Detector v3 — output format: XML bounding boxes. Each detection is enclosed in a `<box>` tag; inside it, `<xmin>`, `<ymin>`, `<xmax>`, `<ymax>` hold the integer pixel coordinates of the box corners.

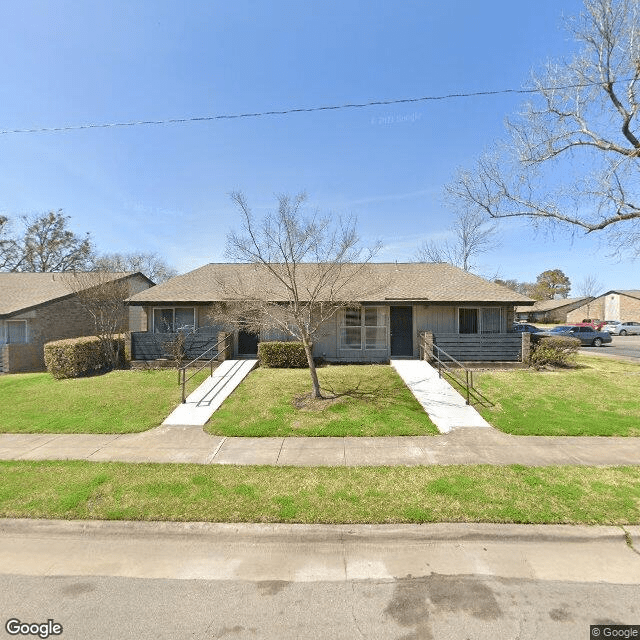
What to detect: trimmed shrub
<box><xmin>44</xmin><ymin>335</ymin><xmax>126</xmax><ymax>379</ymax></box>
<box><xmin>529</xmin><ymin>336</ymin><xmax>580</xmax><ymax>369</ymax></box>
<box><xmin>258</xmin><ymin>341</ymin><xmax>308</xmax><ymax>368</ymax></box>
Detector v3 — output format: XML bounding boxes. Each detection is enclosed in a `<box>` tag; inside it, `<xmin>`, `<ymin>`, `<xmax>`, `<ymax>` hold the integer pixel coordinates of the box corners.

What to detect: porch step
<box><xmin>391</xmin><ymin>359</ymin><xmax>491</xmax><ymax>434</ymax></box>
<box><xmin>163</xmin><ymin>359</ymin><xmax>258</xmax><ymax>426</ymax></box>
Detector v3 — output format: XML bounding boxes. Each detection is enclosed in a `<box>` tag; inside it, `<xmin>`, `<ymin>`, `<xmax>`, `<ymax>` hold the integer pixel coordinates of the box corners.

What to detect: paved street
<box><xmin>1</xmin><ymin>520</ymin><xmax>639</xmax><ymax>639</ymax></box>
<box><xmin>583</xmin><ymin>334</ymin><xmax>640</xmax><ymax>361</ymax></box>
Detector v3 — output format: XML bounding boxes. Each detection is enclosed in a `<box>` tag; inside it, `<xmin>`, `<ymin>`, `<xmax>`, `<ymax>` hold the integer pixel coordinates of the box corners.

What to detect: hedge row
<box><xmin>529</xmin><ymin>335</ymin><xmax>581</xmax><ymax>368</ymax></box>
<box><xmin>44</xmin><ymin>335</ymin><xmax>126</xmax><ymax>379</ymax></box>
<box><xmin>258</xmin><ymin>341</ymin><xmax>309</xmax><ymax>368</ymax></box>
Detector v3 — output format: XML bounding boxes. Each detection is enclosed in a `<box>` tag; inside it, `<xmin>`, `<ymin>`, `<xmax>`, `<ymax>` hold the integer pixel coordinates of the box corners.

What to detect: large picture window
<box><xmin>153</xmin><ymin>307</ymin><xmax>196</xmax><ymax>333</ymax></box>
<box><xmin>458</xmin><ymin>307</ymin><xmax>503</xmax><ymax>334</ymax></box>
<box><xmin>340</xmin><ymin>306</ymin><xmax>387</xmax><ymax>350</ymax></box>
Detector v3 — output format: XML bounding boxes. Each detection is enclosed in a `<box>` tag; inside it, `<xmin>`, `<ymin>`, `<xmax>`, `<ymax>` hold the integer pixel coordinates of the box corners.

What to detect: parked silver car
<box><xmin>536</xmin><ymin>325</ymin><xmax>612</xmax><ymax>346</ymax></box>
<box><xmin>601</xmin><ymin>321</ymin><xmax>640</xmax><ymax>336</ymax></box>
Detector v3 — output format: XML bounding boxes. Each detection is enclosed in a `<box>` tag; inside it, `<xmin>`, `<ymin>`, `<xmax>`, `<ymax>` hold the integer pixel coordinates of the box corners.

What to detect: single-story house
<box><xmin>127</xmin><ymin>262</ymin><xmax>534</xmax><ymax>363</ymax></box>
<box><xmin>515</xmin><ymin>297</ymin><xmax>594</xmax><ymax>323</ymax></box>
<box><xmin>0</xmin><ymin>271</ymin><xmax>154</xmax><ymax>373</ymax></box>
<box><xmin>566</xmin><ymin>290</ymin><xmax>640</xmax><ymax>324</ymax></box>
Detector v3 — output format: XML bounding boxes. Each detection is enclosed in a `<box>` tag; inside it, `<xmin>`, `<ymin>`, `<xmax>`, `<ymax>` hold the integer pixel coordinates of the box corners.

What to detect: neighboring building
<box><xmin>127</xmin><ymin>262</ymin><xmax>534</xmax><ymax>363</ymax></box>
<box><xmin>515</xmin><ymin>297</ymin><xmax>594</xmax><ymax>323</ymax></box>
<box><xmin>566</xmin><ymin>290</ymin><xmax>640</xmax><ymax>324</ymax></box>
<box><xmin>0</xmin><ymin>272</ymin><xmax>154</xmax><ymax>373</ymax></box>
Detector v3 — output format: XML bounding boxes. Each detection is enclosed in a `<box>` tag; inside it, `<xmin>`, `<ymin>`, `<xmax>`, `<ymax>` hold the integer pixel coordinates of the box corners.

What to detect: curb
<box><xmin>0</xmin><ymin>518</ymin><xmax>633</xmax><ymax>545</ymax></box>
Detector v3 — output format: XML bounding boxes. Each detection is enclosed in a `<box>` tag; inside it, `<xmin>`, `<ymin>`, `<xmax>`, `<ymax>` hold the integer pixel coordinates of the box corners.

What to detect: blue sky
<box><xmin>0</xmin><ymin>0</ymin><xmax>635</xmax><ymax>294</ymax></box>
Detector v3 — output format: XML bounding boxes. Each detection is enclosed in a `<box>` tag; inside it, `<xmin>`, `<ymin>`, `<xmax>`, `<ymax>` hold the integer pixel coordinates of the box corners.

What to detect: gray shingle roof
<box><xmin>610</xmin><ymin>290</ymin><xmax>640</xmax><ymax>299</ymax></box>
<box><xmin>515</xmin><ymin>296</ymin><xmax>593</xmax><ymax>314</ymax></box>
<box><xmin>128</xmin><ymin>262</ymin><xmax>534</xmax><ymax>305</ymax></box>
<box><xmin>0</xmin><ymin>272</ymin><xmax>145</xmax><ymax>317</ymax></box>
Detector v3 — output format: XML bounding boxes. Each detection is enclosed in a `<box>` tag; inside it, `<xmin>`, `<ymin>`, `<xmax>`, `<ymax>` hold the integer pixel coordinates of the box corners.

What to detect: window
<box><xmin>340</xmin><ymin>306</ymin><xmax>387</xmax><ymax>350</ymax></box>
<box><xmin>364</xmin><ymin>307</ymin><xmax>387</xmax><ymax>349</ymax></box>
<box><xmin>341</xmin><ymin>309</ymin><xmax>363</xmax><ymax>349</ymax></box>
<box><xmin>459</xmin><ymin>309</ymin><xmax>478</xmax><ymax>334</ymax></box>
<box><xmin>459</xmin><ymin>307</ymin><xmax>503</xmax><ymax>334</ymax></box>
<box><xmin>7</xmin><ymin>320</ymin><xmax>27</xmax><ymax>344</ymax></box>
<box><xmin>481</xmin><ymin>308</ymin><xmax>502</xmax><ymax>334</ymax></box>
<box><xmin>153</xmin><ymin>307</ymin><xmax>196</xmax><ymax>333</ymax></box>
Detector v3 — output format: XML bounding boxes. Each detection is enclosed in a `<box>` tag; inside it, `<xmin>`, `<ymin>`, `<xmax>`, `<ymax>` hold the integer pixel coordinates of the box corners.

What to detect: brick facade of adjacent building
<box><xmin>1</xmin><ymin>273</ymin><xmax>151</xmax><ymax>373</ymax></box>
<box><xmin>566</xmin><ymin>291</ymin><xmax>640</xmax><ymax>324</ymax></box>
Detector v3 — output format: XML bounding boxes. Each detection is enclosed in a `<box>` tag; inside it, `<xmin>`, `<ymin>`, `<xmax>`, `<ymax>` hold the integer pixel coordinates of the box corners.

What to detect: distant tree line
<box><xmin>0</xmin><ymin>210</ymin><xmax>177</xmax><ymax>283</ymax></box>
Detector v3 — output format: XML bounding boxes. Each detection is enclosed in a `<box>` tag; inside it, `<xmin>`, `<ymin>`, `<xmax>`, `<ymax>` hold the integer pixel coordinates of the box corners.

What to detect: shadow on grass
<box><xmin>319</xmin><ymin>379</ymin><xmax>387</xmax><ymax>401</ymax></box>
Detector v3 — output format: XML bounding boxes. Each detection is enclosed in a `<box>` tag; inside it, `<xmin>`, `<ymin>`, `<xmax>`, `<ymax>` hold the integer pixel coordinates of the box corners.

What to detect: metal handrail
<box><xmin>178</xmin><ymin>336</ymin><xmax>228</xmax><ymax>403</ymax></box>
<box><xmin>430</xmin><ymin>343</ymin><xmax>473</xmax><ymax>405</ymax></box>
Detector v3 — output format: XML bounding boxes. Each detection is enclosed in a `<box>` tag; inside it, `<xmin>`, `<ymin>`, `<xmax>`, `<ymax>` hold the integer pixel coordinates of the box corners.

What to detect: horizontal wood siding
<box><xmin>433</xmin><ymin>333</ymin><xmax>522</xmax><ymax>362</ymax></box>
<box><xmin>131</xmin><ymin>328</ymin><xmax>220</xmax><ymax>360</ymax></box>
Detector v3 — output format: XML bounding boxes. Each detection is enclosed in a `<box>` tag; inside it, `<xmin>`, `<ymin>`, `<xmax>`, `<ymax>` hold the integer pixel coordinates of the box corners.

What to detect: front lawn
<box><xmin>205</xmin><ymin>364</ymin><xmax>438</xmax><ymax>437</ymax></box>
<box><xmin>0</xmin><ymin>369</ymin><xmax>209</xmax><ymax>434</ymax></box>
<box><xmin>0</xmin><ymin>461</ymin><xmax>638</xmax><ymax>524</ymax></box>
<box><xmin>475</xmin><ymin>355</ymin><xmax>640</xmax><ymax>436</ymax></box>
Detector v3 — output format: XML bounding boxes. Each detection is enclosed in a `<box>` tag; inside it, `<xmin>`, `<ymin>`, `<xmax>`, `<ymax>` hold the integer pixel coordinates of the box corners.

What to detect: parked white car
<box><xmin>601</xmin><ymin>321</ymin><xmax>640</xmax><ymax>336</ymax></box>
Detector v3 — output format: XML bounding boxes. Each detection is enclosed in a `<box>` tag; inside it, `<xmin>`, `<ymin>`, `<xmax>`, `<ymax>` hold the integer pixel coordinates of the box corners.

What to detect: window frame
<box><xmin>457</xmin><ymin>307</ymin><xmax>504</xmax><ymax>334</ymax></box>
<box><xmin>339</xmin><ymin>306</ymin><xmax>388</xmax><ymax>351</ymax></box>
<box><xmin>152</xmin><ymin>307</ymin><xmax>196</xmax><ymax>333</ymax></box>
<box><xmin>6</xmin><ymin>319</ymin><xmax>28</xmax><ymax>344</ymax></box>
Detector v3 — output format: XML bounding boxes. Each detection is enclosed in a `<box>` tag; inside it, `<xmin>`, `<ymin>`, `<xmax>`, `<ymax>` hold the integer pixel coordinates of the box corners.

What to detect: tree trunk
<box><xmin>302</xmin><ymin>338</ymin><xmax>322</xmax><ymax>399</ymax></box>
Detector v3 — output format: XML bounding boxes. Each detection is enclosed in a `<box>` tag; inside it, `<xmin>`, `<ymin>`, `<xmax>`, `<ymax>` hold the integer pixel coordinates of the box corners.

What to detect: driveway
<box><xmin>581</xmin><ymin>334</ymin><xmax>640</xmax><ymax>361</ymax></box>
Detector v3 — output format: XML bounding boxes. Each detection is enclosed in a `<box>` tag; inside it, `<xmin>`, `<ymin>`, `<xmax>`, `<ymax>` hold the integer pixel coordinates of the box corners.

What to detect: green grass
<box><xmin>205</xmin><ymin>364</ymin><xmax>438</xmax><ymax>437</ymax></box>
<box><xmin>475</xmin><ymin>355</ymin><xmax>640</xmax><ymax>436</ymax></box>
<box><xmin>0</xmin><ymin>461</ymin><xmax>638</xmax><ymax>524</ymax></box>
<box><xmin>0</xmin><ymin>369</ymin><xmax>210</xmax><ymax>434</ymax></box>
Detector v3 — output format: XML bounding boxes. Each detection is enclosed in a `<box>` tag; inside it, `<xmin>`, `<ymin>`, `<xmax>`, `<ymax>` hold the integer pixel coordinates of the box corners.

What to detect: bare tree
<box><xmin>577</xmin><ymin>273</ymin><xmax>603</xmax><ymax>298</ymax></box>
<box><xmin>414</xmin><ymin>209</ymin><xmax>498</xmax><ymax>271</ymax></box>
<box><xmin>63</xmin><ymin>272</ymin><xmax>132</xmax><ymax>370</ymax></box>
<box><xmin>0</xmin><ymin>216</ymin><xmax>21</xmax><ymax>271</ymax></box>
<box><xmin>446</xmin><ymin>0</ymin><xmax>640</xmax><ymax>256</ymax></box>
<box><xmin>494</xmin><ymin>278</ymin><xmax>536</xmax><ymax>297</ymax></box>
<box><xmin>16</xmin><ymin>210</ymin><xmax>94</xmax><ymax>272</ymax></box>
<box><xmin>92</xmin><ymin>251</ymin><xmax>177</xmax><ymax>284</ymax></box>
<box><xmin>221</xmin><ymin>191</ymin><xmax>381</xmax><ymax>399</ymax></box>
<box><xmin>576</xmin><ymin>273</ymin><xmax>603</xmax><ymax>317</ymax></box>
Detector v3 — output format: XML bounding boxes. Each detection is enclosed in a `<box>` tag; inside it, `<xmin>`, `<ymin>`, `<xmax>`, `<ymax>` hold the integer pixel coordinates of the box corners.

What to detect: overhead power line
<box><xmin>0</xmin><ymin>79</ymin><xmax>632</xmax><ymax>136</ymax></box>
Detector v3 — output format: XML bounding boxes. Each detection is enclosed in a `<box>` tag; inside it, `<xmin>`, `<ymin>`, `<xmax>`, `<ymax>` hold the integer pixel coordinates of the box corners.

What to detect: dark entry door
<box><xmin>238</xmin><ymin>330</ymin><xmax>259</xmax><ymax>355</ymax></box>
<box><xmin>390</xmin><ymin>306</ymin><xmax>413</xmax><ymax>356</ymax></box>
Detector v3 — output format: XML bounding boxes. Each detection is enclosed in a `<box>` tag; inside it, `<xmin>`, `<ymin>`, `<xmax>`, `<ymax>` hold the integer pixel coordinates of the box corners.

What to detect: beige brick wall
<box><xmin>566</xmin><ymin>298</ymin><xmax>606</xmax><ymax>323</ymax></box>
<box><xmin>4</xmin><ymin>274</ymin><xmax>152</xmax><ymax>372</ymax></box>
<box><xmin>3</xmin><ymin>344</ymin><xmax>41</xmax><ymax>373</ymax></box>
<box><xmin>623</xmin><ymin>295</ymin><xmax>640</xmax><ymax>321</ymax></box>
<box><xmin>567</xmin><ymin>294</ymin><xmax>640</xmax><ymax>323</ymax></box>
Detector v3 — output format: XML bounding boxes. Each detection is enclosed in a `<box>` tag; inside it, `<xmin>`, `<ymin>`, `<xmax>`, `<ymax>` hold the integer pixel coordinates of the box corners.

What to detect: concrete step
<box><xmin>163</xmin><ymin>359</ymin><xmax>258</xmax><ymax>426</ymax></box>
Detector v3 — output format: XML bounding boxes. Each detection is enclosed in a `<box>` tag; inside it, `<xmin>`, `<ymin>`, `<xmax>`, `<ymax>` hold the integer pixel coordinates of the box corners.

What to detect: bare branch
<box><xmin>219</xmin><ymin>191</ymin><xmax>382</xmax><ymax>398</ymax></box>
<box><xmin>447</xmin><ymin>0</ymin><xmax>640</xmax><ymax>257</ymax></box>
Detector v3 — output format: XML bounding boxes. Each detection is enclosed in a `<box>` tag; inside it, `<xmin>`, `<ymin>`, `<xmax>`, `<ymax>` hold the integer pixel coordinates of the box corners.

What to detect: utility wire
<box><xmin>0</xmin><ymin>79</ymin><xmax>633</xmax><ymax>136</ymax></box>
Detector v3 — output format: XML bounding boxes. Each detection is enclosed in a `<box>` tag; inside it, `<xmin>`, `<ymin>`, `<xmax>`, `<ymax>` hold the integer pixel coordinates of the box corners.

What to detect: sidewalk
<box><xmin>2</xmin><ymin>425</ymin><xmax>640</xmax><ymax>465</ymax></box>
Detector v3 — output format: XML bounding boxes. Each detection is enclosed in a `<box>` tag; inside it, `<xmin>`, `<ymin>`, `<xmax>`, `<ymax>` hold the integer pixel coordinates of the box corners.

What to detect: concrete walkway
<box><xmin>163</xmin><ymin>359</ymin><xmax>257</xmax><ymax>426</ymax></box>
<box><xmin>2</xmin><ymin>357</ymin><xmax>639</xmax><ymax>467</ymax></box>
<box><xmin>391</xmin><ymin>359</ymin><xmax>491</xmax><ymax>433</ymax></box>
<box><xmin>2</xmin><ymin>426</ymin><xmax>640</xmax><ymax>466</ymax></box>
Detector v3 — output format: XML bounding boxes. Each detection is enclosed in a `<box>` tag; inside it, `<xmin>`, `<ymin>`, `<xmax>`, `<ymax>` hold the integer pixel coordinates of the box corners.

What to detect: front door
<box><xmin>390</xmin><ymin>306</ymin><xmax>413</xmax><ymax>356</ymax></box>
<box><xmin>237</xmin><ymin>329</ymin><xmax>259</xmax><ymax>355</ymax></box>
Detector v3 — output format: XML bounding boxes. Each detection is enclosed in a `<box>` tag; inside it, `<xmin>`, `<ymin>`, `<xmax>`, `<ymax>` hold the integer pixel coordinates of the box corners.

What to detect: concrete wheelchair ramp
<box><xmin>163</xmin><ymin>359</ymin><xmax>258</xmax><ymax>426</ymax></box>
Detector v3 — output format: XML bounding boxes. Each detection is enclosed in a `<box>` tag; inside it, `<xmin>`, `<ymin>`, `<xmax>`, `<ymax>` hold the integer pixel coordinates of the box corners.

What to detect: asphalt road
<box><xmin>581</xmin><ymin>334</ymin><xmax>640</xmax><ymax>361</ymax></box>
<box><xmin>1</xmin><ymin>520</ymin><xmax>639</xmax><ymax>640</ymax></box>
<box><xmin>2</xmin><ymin>572</ymin><xmax>640</xmax><ymax>640</ymax></box>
